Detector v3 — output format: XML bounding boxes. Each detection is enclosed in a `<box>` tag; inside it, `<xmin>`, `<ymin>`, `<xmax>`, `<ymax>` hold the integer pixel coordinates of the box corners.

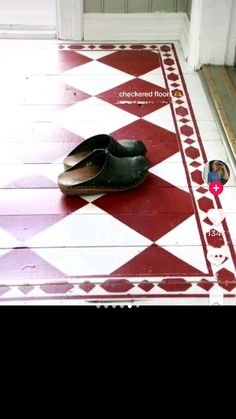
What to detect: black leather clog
<box><xmin>58</xmin><ymin>149</ymin><xmax>148</xmax><ymax>196</ymax></box>
<box><xmin>63</xmin><ymin>134</ymin><xmax>147</xmax><ymax>169</ymax></box>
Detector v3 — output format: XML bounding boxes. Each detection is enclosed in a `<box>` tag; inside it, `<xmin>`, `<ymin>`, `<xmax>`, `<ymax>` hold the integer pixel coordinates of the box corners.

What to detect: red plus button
<box><xmin>209</xmin><ymin>181</ymin><xmax>224</xmax><ymax>196</ymax></box>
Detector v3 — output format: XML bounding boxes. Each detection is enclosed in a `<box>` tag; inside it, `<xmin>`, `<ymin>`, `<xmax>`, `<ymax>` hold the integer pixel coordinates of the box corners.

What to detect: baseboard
<box><xmin>84</xmin><ymin>12</ymin><xmax>187</xmax><ymax>41</ymax></box>
<box><xmin>0</xmin><ymin>25</ymin><xmax>56</xmax><ymax>39</ymax></box>
<box><xmin>180</xmin><ymin>14</ymin><xmax>190</xmax><ymax>59</ymax></box>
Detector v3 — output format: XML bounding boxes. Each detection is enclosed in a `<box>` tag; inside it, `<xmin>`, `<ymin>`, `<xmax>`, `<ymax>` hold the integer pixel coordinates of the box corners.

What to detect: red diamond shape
<box><xmin>185</xmin><ymin>146</ymin><xmax>200</xmax><ymax>160</ymax></box>
<box><xmin>180</xmin><ymin>125</ymin><xmax>194</xmax><ymax>137</ymax></box>
<box><xmin>217</xmin><ymin>268</ymin><xmax>236</xmax><ymax>291</ymax></box>
<box><xmin>190</xmin><ymin>162</ymin><xmax>201</xmax><ymax>168</ymax></box>
<box><xmin>198</xmin><ymin>197</ymin><xmax>214</xmax><ymax>212</ymax></box>
<box><xmin>119</xmin><ymin>45</ymin><xmax>127</xmax><ymax>49</ymax></box>
<box><xmin>180</xmin><ymin>118</ymin><xmax>190</xmax><ymax>123</ymax></box>
<box><xmin>5</xmin><ymin>174</ymin><xmax>57</xmax><ymax>189</ymax></box>
<box><xmin>111</xmin><ymin>119</ymin><xmax>179</xmax><ymax>167</ymax></box>
<box><xmin>191</xmin><ymin>170</ymin><xmax>205</xmax><ymax>185</ymax></box>
<box><xmin>176</xmin><ymin>106</ymin><xmax>189</xmax><ymax>117</ymax></box>
<box><xmin>98</xmin><ymin>78</ymin><xmax>170</xmax><ymax>117</ymax></box>
<box><xmin>168</xmin><ymin>73</ymin><xmax>179</xmax><ymax>81</ymax></box>
<box><xmin>0</xmin><ymin>189</ymin><xmax>87</xmax><ymax>219</ymax></box>
<box><xmin>18</xmin><ymin>286</ymin><xmax>35</xmax><ymax>295</ymax></box>
<box><xmin>79</xmin><ymin>282</ymin><xmax>96</xmax><ymax>293</ymax></box>
<box><xmin>0</xmin><ymin>248</ymin><xmax>67</xmax><ymax>280</ymax></box>
<box><xmin>95</xmin><ymin>174</ymin><xmax>194</xmax><ymax>242</ymax></box>
<box><xmin>112</xmin><ymin>244</ymin><xmax>207</xmax><ymax>277</ymax></box>
<box><xmin>196</xmin><ymin>187</ymin><xmax>208</xmax><ymax>194</ymax></box>
<box><xmin>0</xmin><ymin>286</ymin><xmax>11</xmax><ymax>296</ymax></box>
<box><xmin>16</xmin><ymin>50</ymin><xmax>92</xmax><ymax>75</ymax></box>
<box><xmin>164</xmin><ymin>58</ymin><xmax>174</xmax><ymax>66</ymax></box>
<box><xmin>0</xmin><ymin>215</ymin><xmax>69</xmax><ymax>242</ymax></box>
<box><xmin>176</xmin><ymin>100</ymin><xmax>184</xmax><ymax>104</ymax></box>
<box><xmin>23</xmin><ymin>78</ymin><xmax>90</xmax><ymax>105</ymax></box>
<box><xmin>138</xmin><ymin>281</ymin><xmax>155</xmax><ymax>292</ymax></box>
<box><xmin>184</xmin><ymin>139</ymin><xmax>195</xmax><ymax>145</ymax></box>
<box><xmin>198</xmin><ymin>279</ymin><xmax>214</xmax><ymax>291</ymax></box>
<box><xmin>98</xmin><ymin>50</ymin><xmax>161</xmax><ymax>76</ymax></box>
<box><xmin>171</xmin><ymin>83</ymin><xmax>180</xmax><ymax>88</ymax></box>
<box><xmin>57</xmin><ymin>51</ymin><xmax>92</xmax><ymax>72</ymax></box>
<box><xmin>167</xmin><ymin>67</ymin><xmax>175</xmax><ymax>71</ymax></box>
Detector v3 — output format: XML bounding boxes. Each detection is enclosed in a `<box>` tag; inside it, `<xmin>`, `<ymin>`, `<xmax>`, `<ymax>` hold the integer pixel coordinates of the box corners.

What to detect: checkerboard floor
<box><xmin>0</xmin><ymin>40</ymin><xmax>235</xmax><ymax>305</ymax></box>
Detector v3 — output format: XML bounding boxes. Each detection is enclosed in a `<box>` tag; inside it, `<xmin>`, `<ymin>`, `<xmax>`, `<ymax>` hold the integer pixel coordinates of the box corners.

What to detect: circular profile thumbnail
<box><xmin>202</xmin><ymin>160</ymin><xmax>230</xmax><ymax>186</ymax></box>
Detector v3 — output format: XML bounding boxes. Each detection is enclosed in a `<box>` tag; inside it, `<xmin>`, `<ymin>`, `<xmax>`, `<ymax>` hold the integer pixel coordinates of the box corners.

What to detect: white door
<box><xmin>0</xmin><ymin>0</ymin><xmax>56</xmax><ymax>28</ymax></box>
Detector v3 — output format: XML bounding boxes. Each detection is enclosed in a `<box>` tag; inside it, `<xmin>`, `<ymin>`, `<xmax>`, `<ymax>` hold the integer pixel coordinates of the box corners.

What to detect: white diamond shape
<box><xmin>156</xmin><ymin>215</ymin><xmax>203</xmax><ymax>246</ymax></box>
<box><xmin>0</xmin><ymin>164</ymin><xmax>27</xmax><ymax>188</ymax></box>
<box><xmin>32</xmin><ymin>164</ymin><xmax>62</xmax><ymax>184</ymax></box>
<box><xmin>26</xmin><ymin>204</ymin><xmax>151</xmax><ymax>248</ymax></box>
<box><xmin>149</xmin><ymin>152</ymin><xmax>188</xmax><ymax>190</ymax></box>
<box><xmin>54</xmin><ymin>97</ymin><xmax>138</xmax><ymax>138</ymax></box>
<box><xmin>74</xmin><ymin>50</ymin><xmax>116</xmax><ymax>60</ymax></box>
<box><xmin>0</xmin><ymin>164</ymin><xmax>60</xmax><ymax>187</ymax></box>
<box><xmin>139</xmin><ymin>68</ymin><xmax>166</xmax><ymax>89</ymax></box>
<box><xmin>32</xmin><ymin>246</ymin><xmax>147</xmax><ymax>276</ymax></box>
<box><xmin>60</xmin><ymin>60</ymin><xmax>134</xmax><ymax>95</ymax></box>
<box><xmin>160</xmin><ymin>245</ymin><xmax>208</xmax><ymax>274</ymax></box>
<box><xmin>76</xmin><ymin>198</ymin><xmax>104</xmax><ymax>206</ymax></box>
<box><xmin>0</xmin><ymin>227</ymin><xmax>20</xmax><ymax>249</ymax></box>
<box><xmin>143</xmin><ymin>104</ymin><xmax>176</xmax><ymax>133</ymax></box>
<box><xmin>26</xmin><ymin>203</ymin><xmax>151</xmax><ymax>276</ymax></box>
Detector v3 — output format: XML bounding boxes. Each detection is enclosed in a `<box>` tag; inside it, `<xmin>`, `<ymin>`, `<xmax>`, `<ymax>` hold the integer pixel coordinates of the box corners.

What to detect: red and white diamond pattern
<box><xmin>0</xmin><ymin>42</ymin><xmax>235</xmax><ymax>304</ymax></box>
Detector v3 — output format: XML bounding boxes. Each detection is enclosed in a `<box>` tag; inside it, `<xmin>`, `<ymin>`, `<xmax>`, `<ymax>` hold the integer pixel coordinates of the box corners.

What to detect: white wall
<box><xmin>188</xmin><ymin>0</ymin><xmax>234</xmax><ymax>69</ymax></box>
<box><xmin>0</xmin><ymin>0</ymin><xmax>56</xmax><ymax>26</ymax></box>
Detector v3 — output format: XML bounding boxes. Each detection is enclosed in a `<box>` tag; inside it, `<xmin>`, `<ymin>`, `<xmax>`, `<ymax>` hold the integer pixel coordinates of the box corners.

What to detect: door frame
<box><xmin>225</xmin><ymin>0</ymin><xmax>236</xmax><ymax>66</ymax></box>
<box><xmin>56</xmin><ymin>0</ymin><xmax>236</xmax><ymax>68</ymax></box>
<box><xmin>56</xmin><ymin>0</ymin><xmax>84</xmax><ymax>40</ymax></box>
<box><xmin>188</xmin><ymin>0</ymin><xmax>235</xmax><ymax>69</ymax></box>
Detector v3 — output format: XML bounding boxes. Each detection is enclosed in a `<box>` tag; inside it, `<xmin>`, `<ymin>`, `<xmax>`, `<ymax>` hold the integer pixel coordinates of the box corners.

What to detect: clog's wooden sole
<box><xmin>58</xmin><ymin>167</ymin><xmax>148</xmax><ymax>196</ymax></box>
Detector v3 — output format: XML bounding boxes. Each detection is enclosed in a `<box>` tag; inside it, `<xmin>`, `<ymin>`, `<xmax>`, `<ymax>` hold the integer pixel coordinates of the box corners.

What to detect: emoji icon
<box><xmin>207</xmin><ymin>247</ymin><xmax>226</xmax><ymax>266</ymax></box>
<box><xmin>172</xmin><ymin>89</ymin><xmax>183</xmax><ymax>98</ymax></box>
<box><xmin>207</xmin><ymin>209</ymin><xmax>225</xmax><ymax>225</ymax></box>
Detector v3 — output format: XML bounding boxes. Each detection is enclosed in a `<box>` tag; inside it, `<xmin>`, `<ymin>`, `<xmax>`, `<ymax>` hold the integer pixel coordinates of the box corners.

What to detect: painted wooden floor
<box><xmin>0</xmin><ymin>40</ymin><xmax>235</xmax><ymax>305</ymax></box>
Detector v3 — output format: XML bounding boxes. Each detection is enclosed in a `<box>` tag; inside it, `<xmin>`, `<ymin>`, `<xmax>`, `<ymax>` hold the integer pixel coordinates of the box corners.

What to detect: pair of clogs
<box><xmin>58</xmin><ymin>134</ymin><xmax>148</xmax><ymax>196</ymax></box>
